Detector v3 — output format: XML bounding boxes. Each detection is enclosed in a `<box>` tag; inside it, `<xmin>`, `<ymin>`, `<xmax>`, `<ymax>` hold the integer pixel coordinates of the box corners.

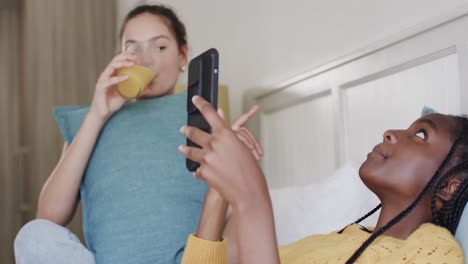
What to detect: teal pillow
<box><xmin>421</xmin><ymin>106</ymin><xmax>437</xmax><ymax>116</ymax></box>
<box><xmin>54</xmin><ymin>92</ymin><xmax>206</xmax><ymax>264</ymax></box>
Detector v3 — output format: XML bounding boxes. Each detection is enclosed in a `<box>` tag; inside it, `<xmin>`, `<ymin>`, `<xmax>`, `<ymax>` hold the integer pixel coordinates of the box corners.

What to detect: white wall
<box><xmin>117</xmin><ymin>0</ymin><xmax>468</xmax><ymax>118</ymax></box>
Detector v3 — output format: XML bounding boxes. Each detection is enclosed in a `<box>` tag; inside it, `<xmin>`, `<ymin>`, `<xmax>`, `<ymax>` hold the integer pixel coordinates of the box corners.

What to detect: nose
<box><xmin>139</xmin><ymin>50</ymin><xmax>154</xmax><ymax>67</ymax></box>
<box><xmin>383</xmin><ymin>130</ymin><xmax>398</xmax><ymax>143</ymax></box>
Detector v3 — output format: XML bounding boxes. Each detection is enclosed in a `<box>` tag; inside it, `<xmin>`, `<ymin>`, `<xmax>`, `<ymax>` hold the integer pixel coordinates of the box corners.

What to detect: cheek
<box><xmin>161</xmin><ymin>47</ymin><xmax>181</xmax><ymax>68</ymax></box>
<box><xmin>155</xmin><ymin>52</ymin><xmax>180</xmax><ymax>87</ymax></box>
<box><xmin>159</xmin><ymin>51</ymin><xmax>181</xmax><ymax>75</ymax></box>
<box><xmin>159</xmin><ymin>62</ymin><xmax>179</xmax><ymax>81</ymax></box>
<box><xmin>395</xmin><ymin>156</ymin><xmax>441</xmax><ymax>195</ymax></box>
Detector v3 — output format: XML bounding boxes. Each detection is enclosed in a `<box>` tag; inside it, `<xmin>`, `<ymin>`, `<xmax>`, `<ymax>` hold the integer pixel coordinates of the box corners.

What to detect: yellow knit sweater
<box><xmin>181</xmin><ymin>223</ymin><xmax>464</xmax><ymax>264</ymax></box>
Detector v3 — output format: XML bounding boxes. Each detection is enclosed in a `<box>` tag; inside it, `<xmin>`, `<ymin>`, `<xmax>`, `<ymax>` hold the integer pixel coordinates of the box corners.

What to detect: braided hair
<box><xmin>432</xmin><ymin>116</ymin><xmax>468</xmax><ymax>233</ymax></box>
<box><xmin>344</xmin><ymin>115</ymin><xmax>468</xmax><ymax>264</ymax></box>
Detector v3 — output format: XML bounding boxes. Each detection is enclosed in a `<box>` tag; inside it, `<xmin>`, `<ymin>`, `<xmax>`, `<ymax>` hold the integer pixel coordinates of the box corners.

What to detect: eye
<box><xmin>151</xmin><ymin>46</ymin><xmax>166</xmax><ymax>54</ymax></box>
<box><xmin>415</xmin><ymin>129</ymin><xmax>427</xmax><ymax>140</ymax></box>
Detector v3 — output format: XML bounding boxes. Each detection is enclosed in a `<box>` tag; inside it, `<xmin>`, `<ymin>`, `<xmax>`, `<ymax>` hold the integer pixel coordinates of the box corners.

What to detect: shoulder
<box><xmin>409</xmin><ymin>223</ymin><xmax>458</xmax><ymax>242</ymax></box>
<box><xmin>400</xmin><ymin>223</ymin><xmax>464</xmax><ymax>264</ymax></box>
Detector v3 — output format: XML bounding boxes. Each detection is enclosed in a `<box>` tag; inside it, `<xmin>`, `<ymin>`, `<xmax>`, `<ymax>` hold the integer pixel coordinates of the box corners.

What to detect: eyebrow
<box><xmin>418</xmin><ymin>118</ymin><xmax>438</xmax><ymax>132</ymax></box>
<box><xmin>124</xmin><ymin>35</ymin><xmax>170</xmax><ymax>44</ymax></box>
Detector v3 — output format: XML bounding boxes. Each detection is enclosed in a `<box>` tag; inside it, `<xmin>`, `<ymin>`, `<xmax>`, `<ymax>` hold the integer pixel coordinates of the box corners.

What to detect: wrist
<box><xmin>232</xmin><ymin>170</ymin><xmax>271</xmax><ymax>215</ymax></box>
<box><xmin>233</xmin><ymin>186</ymin><xmax>272</xmax><ymax>217</ymax></box>
<box><xmin>234</xmin><ymin>197</ymin><xmax>270</xmax><ymax>217</ymax></box>
<box><xmin>196</xmin><ymin>188</ymin><xmax>229</xmax><ymax>241</ymax></box>
<box><xmin>85</xmin><ymin>109</ymin><xmax>108</xmax><ymax>128</ymax></box>
<box><xmin>205</xmin><ymin>188</ymin><xmax>228</xmax><ymax>206</ymax></box>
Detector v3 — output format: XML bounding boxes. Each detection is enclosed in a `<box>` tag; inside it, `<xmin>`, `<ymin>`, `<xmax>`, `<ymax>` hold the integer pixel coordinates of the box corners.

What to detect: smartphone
<box><xmin>186</xmin><ymin>48</ymin><xmax>219</xmax><ymax>172</ymax></box>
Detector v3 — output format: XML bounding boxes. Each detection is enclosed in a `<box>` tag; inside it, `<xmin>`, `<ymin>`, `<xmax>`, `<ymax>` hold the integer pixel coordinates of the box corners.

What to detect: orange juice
<box><xmin>117</xmin><ymin>65</ymin><xmax>156</xmax><ymax>99</ymax></box>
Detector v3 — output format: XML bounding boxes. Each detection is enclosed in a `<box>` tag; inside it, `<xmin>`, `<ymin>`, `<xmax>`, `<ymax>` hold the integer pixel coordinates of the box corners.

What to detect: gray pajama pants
<box><xmin>14</xmin><ymin>219</ymin><xmax>95</xmax><ymax>264</ymax></box>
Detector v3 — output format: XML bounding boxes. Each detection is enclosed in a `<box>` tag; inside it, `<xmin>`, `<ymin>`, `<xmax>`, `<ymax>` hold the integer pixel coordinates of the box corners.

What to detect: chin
<box><xmin>358</xmin><ymin>159</ymin><xmax>380</xmax><ymax>192</ymax></box>
<box><xmin>358</xmin><ymin>161</ymin><xmax>370</xmax><ymax>182</ymax></box>
<box><xmin>139</xmin><ymin>86</ymin><xmax>172</xmax><ymax>98</ymax></box>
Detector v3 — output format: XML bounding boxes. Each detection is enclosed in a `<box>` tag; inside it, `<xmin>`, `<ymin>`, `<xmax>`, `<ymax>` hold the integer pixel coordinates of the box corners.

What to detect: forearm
<box><xmin>181</xmin><ymin>188</ymin><xmax>229</xmax><ymax>264</ymax></box>
<box><xmin>233</xmin><ymin>183</ymin><xmax>279</xmax><ymax>264</ymax></box>
<box><xmin>196</xmin><ymin>188</ymin><xmax>229</xmax><ymax>241</ymax></box>
<box><xmin>37</xmin><ymin>112</ymin><xmax>106</xmax><ymax>225</ymax></box>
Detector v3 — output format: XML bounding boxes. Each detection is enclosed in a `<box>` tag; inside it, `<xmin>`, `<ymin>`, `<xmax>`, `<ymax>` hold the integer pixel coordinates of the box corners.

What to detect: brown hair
<box><xmin>119</xmin><ymin>5</ymin><xmax>188</xmax><ymax>51</ymax></box>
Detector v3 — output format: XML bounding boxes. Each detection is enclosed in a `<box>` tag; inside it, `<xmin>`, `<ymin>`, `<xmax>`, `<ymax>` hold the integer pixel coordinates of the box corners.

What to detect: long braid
<box><xmin>354</xmin><ymin>204</ymin><xmax>382</xmax><ymax>225</ymax></box>
<box><xmin>431</xmin><ymin>159</ymin><xmax>468</xmax><ymax>223</ymax></box>
<box><xmin>345</xmin><ymin>122</ymin><xmax>464</xmax><ymax>264</ymax></box>
<box><xmin>436</xmin><ymin>178</ymin><xmax>468</xmax><ymax>233</ymax></box>
<box><xmin>337</xmin><ymin>204</ymin><xmax>382</xmax><ymax>234</ymax></box>
<box><xmin>431</xmin><ymin>117</ymin><xmax>468</xmax><ymax>233</ymax></box>
<box><xmin>431</xmin><ymin>126</ymin><xmax>467</xmax><ymax>216</ymax></box>
<box><xmin>431</xmin><ymin>160</ymin><xmax>467</xmax><ymax>214</ymax></box>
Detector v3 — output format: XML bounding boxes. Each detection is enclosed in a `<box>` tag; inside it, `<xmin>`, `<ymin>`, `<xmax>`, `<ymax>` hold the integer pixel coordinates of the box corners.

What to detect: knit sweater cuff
<box><xmin>181</xmin><ymin>234</ymin><xmax>227</xmax><ymax>264</ymax></box>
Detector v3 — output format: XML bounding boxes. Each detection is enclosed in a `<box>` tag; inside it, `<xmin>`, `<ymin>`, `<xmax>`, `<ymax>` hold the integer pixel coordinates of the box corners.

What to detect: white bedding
<box><xmin>269</xmin><ymin>163</ymin><xmax>380</xmax><ymax>245</ymax></box>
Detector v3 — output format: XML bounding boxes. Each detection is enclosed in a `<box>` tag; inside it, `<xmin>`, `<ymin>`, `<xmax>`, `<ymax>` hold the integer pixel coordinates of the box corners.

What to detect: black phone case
<box><xmin>186</xmin><ymin>48</ymin><xmax>219</xmax><ymax>171</ymax></box>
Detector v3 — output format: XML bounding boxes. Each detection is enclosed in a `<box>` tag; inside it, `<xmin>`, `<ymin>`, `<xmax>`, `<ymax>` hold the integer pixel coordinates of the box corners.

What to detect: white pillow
<box><xmin>270</xmin><ymin>163</ymin><xmax>379</xmax><ymax>245</ymax></box>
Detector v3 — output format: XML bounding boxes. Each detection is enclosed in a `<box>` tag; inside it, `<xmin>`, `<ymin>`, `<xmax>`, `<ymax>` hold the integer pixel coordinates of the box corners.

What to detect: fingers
<box><xmin>180</xmin><ymin>125</ymin><xmax>211</xmax><ymax>148</ymax></box>
<box><xmin>192</xmin><ymin>96</ymin><xmax>226</xmax><ymax>132</ymax></box>
<box><xmin>98</xmin><ymin>53</ymin><xmax>137</xmax><ymax>84</ymax></box>
<box><xmin>230</xmin><ymin>105</ymin><xmax>263</xmax><ymax>160</ymax></box>
<box><xmin>232</xmin><ymin>105</ymin><xmax>259</xmax><ymax>130</ymax></box>
<box><xmin>240</xmin><ymin>127</ymin><xmax>264</xmax><ymax>156</ymax></box>
<box><xmin>103</xmin><ymin>60</ymin><xmax>134</xmax><ymax>78</ymax></box>
<box><xmin>178</xmin><ymin>145</ymin><xmax>205</xmax><ymax>163</ymax></box>
<box><xmin>100</xmin><ymin>75</ymin><xmax>129</xmax><ymax>90</ymax></box>
<box><xmin>236</xmin><ymin>129</ymin><xmax>261</xmax><ymax>160</ymax></box>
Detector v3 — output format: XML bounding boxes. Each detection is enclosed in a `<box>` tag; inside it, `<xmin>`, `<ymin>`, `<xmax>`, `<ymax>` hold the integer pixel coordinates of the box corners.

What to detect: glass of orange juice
<box><xmin>117</xmin><ymin>65</ymin><xmax>156</xmax><ymax>99</ymax></box>
<box><xmin>117</xmin><ymin>41</ymin><xmax>160</xmax><ymax>99</ymax></box>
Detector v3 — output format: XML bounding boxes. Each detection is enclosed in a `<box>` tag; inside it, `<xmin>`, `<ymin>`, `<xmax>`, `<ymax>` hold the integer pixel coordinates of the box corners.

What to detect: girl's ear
<box><xmin>179</xmin><ymin>45</ymin><xmax>189</xmax><ymax>70</ymax></box>
<box><xmin>436</xmin><ymin>177</ymin><xmax>462</xmax><ymax>203</ymax></box>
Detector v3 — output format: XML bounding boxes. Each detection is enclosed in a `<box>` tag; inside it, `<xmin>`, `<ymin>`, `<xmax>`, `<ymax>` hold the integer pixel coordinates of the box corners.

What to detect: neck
<box><xmin>374</xmin><ymin>200</ymin><xmax>432</xmax><ymax>240</ymax></box>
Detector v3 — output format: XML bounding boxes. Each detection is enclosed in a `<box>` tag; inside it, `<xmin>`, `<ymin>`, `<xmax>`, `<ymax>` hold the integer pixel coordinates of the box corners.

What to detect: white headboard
<box><xmin>249</xmin><ymin>6</ymin><xmax>468</xmax><ymax>190</ymax></box>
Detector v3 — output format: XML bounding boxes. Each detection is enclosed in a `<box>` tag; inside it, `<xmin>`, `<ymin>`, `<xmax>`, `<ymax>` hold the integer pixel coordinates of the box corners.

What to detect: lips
<box><xmin>372</xmin><ymin>145</ymin><xmax>387</xmax><ymax>158</ymax></box>
<box><xmin>142</xmin><ymin>82</ymin><xmax>154</xmax><ymax>93</ymax></box>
